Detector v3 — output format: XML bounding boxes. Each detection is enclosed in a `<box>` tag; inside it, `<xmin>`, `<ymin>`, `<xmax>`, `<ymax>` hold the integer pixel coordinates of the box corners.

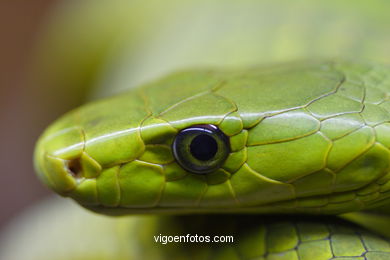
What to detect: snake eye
<box><xmin>173</xmin><ymin>124</ymin><xmax>230</xmax><ymax>174</ymax></box>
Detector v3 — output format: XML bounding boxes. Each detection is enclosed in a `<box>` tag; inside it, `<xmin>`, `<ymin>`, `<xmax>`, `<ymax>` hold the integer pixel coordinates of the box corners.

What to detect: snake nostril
<box><xmin>67</xmin><ymin>158</ymin><xmax>82</xmax><ymax>178</ymax></box>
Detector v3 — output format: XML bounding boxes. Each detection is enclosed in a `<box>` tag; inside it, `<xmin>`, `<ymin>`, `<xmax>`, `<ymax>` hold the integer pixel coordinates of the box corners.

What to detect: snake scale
<box><xmin>2</xmin><ymin>1</ymin><xmax>390</xmax><ymax>260</ymax></box>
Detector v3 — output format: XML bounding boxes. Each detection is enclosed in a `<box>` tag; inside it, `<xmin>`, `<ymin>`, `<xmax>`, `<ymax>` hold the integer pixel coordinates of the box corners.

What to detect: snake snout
<box><xmin>34</xmin><ymin>126</ymin><xmax>101</xmax><ymax>195</ymax></box>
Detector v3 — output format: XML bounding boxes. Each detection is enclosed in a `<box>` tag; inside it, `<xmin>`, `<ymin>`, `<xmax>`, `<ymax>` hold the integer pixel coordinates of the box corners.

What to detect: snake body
<box><xmin>32</xmin><ymin>61</ymin><xmax>390</xmax><ymax>259</ymax></box>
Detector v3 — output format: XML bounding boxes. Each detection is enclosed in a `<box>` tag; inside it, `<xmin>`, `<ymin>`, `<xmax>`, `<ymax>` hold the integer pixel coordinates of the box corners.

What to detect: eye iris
<box><xmin>190</xmin><ymin>134</ymin><xmax>218</xmax><ymax>161</ymax></box>
<box><xmin>172</xmin><ymin>124</ymin><xmax>230</xmax><ymax>174</ymax></box>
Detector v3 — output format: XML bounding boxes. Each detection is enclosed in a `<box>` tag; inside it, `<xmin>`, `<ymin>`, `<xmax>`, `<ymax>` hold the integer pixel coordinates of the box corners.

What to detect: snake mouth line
<box><xmin>36</xmin><ymin>138</ymin><xmax>390</xmax><ymax>217</ymax></box>
<box><xmin>41</xmin><ymin>148</ymin><xmax>390</xmax><ymax>216</ymax></box>
<box><xmin>82</xmin><ymin>180</ymin><xmax>390</xmax><ymax>216</ymax></box>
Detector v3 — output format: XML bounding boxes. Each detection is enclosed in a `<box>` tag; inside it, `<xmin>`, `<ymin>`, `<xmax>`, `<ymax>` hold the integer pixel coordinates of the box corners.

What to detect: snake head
<box><xmin>34</xmin><ymin>62</ymin><xmax>390</xmax><ymax>215</ymax></box>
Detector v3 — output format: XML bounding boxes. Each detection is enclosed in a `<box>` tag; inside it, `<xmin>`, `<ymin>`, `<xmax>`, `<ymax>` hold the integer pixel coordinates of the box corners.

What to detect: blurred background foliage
<box><xmin>1</xmin><ymin>0</ymin><xmax>390</xmax><ymax>231</ymax></box>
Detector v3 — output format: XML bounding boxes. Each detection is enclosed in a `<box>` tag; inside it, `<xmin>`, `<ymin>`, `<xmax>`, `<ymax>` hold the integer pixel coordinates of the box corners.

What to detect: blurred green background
<box><xmin>1</xmin><ymin>0</ymin><xmax>390</xmax><ymax>232</ymax></box>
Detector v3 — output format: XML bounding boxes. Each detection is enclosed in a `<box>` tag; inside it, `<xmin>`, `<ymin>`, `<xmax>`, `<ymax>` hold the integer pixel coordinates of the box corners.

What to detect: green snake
<box><xmin>3</xmin><ymin>1</ymin><xmax>390</xmax><ymax>259</ymax></box>
<box><xmin>33</xmin><ymin>61</ymin><xmax>390</xmax><ymax>259</ymax></box>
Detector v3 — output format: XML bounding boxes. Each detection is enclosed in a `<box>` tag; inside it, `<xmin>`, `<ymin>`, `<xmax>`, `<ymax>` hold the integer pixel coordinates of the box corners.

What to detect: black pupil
<box><xmin>190</xmin><ymin>134</ymin><xmax>218</xmax><ymax>161</ymax></box>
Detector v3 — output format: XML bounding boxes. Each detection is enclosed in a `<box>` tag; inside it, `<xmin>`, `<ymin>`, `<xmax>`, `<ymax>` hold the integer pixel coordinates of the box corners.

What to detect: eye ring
<box><xmin>172</xmin><ymin>124</ymin><xmax>230</xmax><ymax>174</ymax></box>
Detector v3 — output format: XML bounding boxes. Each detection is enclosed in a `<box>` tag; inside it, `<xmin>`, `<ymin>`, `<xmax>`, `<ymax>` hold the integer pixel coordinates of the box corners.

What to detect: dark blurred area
<box><xmin>0</xmin><ymin>1</ymin><xmax>58</xmax><ymax>229</ymax></box>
